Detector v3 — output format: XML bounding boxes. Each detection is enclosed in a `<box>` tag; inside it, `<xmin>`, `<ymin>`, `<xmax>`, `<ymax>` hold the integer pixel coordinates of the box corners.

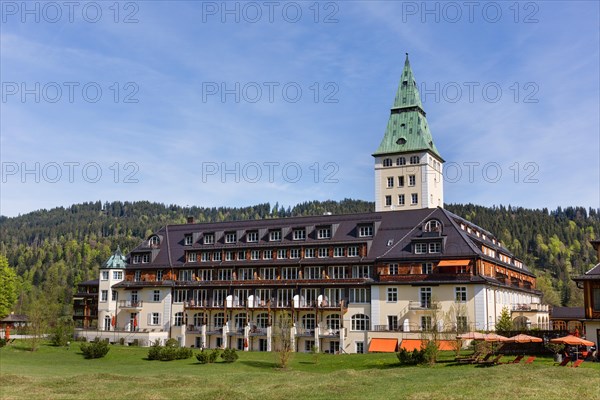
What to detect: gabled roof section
<box><xmin>102</xmin><ymin>246</ymin><xmax>127</xmax><ymax>269</ymax></box>
<box><xmin>373</xmin><ymin>54</ymin><xmax>442</xmax><ymax>160</ymax></box>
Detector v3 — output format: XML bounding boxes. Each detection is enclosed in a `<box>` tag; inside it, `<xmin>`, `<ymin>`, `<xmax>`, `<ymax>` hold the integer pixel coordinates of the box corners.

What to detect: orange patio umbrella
<box><xmin>483</xmin><ymin>333</ymin><xmax>509</xmax><ymax>342</ymax></box>
<box><xmin>457</xmin><ymin>332</ymin><xmax>486</xmax><ymax>340</ymax></box>
<box><xmin>506</xmin><ymin>334</ymin><xmax>543</xmax><ymax>343</ymax></box>
<box><xmin>550</xmin><ymin>335</ymin><xmax>594</xmax><ymax>346</ymax></box>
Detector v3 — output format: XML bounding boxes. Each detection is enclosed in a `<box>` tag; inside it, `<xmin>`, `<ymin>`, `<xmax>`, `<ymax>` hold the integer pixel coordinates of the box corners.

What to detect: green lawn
<box><xmin>1</xmin><ymin>342</ymin><xmax>599</xmax><ymax>400</ymax></box>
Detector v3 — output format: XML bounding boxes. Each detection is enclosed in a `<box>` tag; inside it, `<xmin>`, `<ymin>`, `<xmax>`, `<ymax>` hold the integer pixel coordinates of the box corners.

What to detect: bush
<box><xmin>159</xmin><ymin>345</ymin><xmax>178</xmax><ymax>361</ymax></box>
<box><xmin>196</xmin><ymin>348</ymin><xmax>220</xmax><ymax>364</ymax></box>
<box><xmin>176</xmin><ymin>347</ymin><xmax>193</xmax><ymax>360</ymax></box>
<box><xmin>165</xmin><ymin>338</ymin><xmax>179</xmax><ymax>347</ymax></box>
<box><xmin>148</xmin><ymin>339</ymin><xmax>192</xmax><ymax>361</ymax></box>
<box><xmin>422</xmin><ymin>340</ymin><xmax>439</xmax><ymax>365</ymax></box>
<box><xmin>396</xmin><ymin>348</ymin><xmax>425</xmax><ymax>365</ymax></box>
<box><xmin>0</xmin><ymin>338</ymin><xmax>6</xmax><ymax>348</ymax></box>
<box><xmin>80</xmin><ymin>339</ymin><xmax>110</xmax><ymax>359</ymax></box>
<box><xmin>147</xmin><ymin>339</ymin><xmax>162</xmax><ymax>360</ymax></box>
<box><xmin>221</xmin><ymin>348</ymin><xmax>239</xmax><ymax>363</ymax></box>
<box><xmin>50</xmin><ymin>316</ymin><xmax>74</xmax><ymax>346</ymax></box>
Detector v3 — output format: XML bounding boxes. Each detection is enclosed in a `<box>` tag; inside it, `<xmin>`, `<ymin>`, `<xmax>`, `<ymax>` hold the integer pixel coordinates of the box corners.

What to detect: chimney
<box><xmin>187</xmin><ymin>216</ymin><xmax>195</xmax><ymax>224</ymax></box>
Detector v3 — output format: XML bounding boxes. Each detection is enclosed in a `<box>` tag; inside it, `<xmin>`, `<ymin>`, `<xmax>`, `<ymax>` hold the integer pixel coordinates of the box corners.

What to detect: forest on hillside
<box><xmin>0</xmin><ymin>200</ymin><xmax>598</xmax><ymax>319</ymax></box>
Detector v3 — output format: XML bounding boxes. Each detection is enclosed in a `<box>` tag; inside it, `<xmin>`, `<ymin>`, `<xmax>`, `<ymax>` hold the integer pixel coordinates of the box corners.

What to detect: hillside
<box><xmin>0</xmin><ymin>200</ymin><xmax>598</xmax><ymax>315</ymax></box>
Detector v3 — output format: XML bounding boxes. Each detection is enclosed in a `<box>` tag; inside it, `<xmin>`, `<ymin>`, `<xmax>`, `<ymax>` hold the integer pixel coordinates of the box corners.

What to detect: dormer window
<box><xmin>184</xmin><ymin>235</ymin><xmax>193</xmax><ymax>246</ymax></box>
<box><xmin>383</xmin><ymin>158</ymin><xmax>393</xmax><ymax>167</ymax></box>
<box><xmin>293</xmin><ymin>228</ymin><xmax>306</xmax><ymax>240</ymax></box>
<box><xmin>225</xmin><ymin>232</ymin><xmax>237</xmax><ymax>244</ymax></box>
<box><xmin>358</xmin><ymin>224</ymin><xmax>374</xmax><ymax>237</ymax></box>
<box><xmin>317</xmin><ymin>226</ymin><xmax>332</xmax><ymax>239</ymax></box>
<box><xmin>246</xmin><ymin>231</ymin><xmax>258</xmax><ymax>243</ymax></box>
<box><xmin>203</xmin><ymin>233</ymin><xmax>215</xmax><ymax>245</ymax></box>
<box><xmin>423</xmin><ymin>219</ymin><xmax>442</xmax><ymax>233</ymax></box>
<box><xmin>149</xmin><ymin>236</ymin><xmax>160</xmax><ymax>246</ymax></box>
<box><xmin>269</xmin><ymin>230</ymin><xmax>282</xmax><ymax>242</ymax></box>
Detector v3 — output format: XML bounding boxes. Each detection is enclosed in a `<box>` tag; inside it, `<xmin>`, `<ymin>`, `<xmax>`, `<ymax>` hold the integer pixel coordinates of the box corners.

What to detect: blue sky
<box><xmin>1</xmin><ymin>1</ymin><xmax>599</xmax><ymax>217</ymax></box>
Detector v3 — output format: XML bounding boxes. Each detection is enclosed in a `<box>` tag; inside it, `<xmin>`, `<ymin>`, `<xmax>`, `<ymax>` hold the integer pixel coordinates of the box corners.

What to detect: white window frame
<box><xmin>247</xmin><ymin>231</ymin><xmax>258</xmax><ymax>243</ymax></box>
<box><xmin>317</xmin><ymin>227</ymin><xmax>331</xmax><ymax>239</ymax></box>
<box><xmin>269</xmin><ymin>230</ymin><xmax>282</xmax><ymax>242</ymax></box>
<box><xmin>387</xmin><ymin>287</ymin><xmax>397</xmax><ymax>302</ymax></box>
<box><xmin>101</xmin><ymin>271</ymin><xmax>109</xmax><ymax>280</ymax></box>
<box><xmin>293</xmin><ymin>229</ymin><xmax>306</xmax><ymax>240</ymax></box>
<box><xmin>225</xmin><ymin>232</ymin><xmax>237</xmax><ymax>244</ymax></box>
<box><xmin>347</xmin><ymin>246</ymin><xmax>359</xmax><ymax>257</ymax></box>
<box><xmin>203</xmin><ymin>233</ymin><xmax>215</xmax><ymax>245</ymax></box>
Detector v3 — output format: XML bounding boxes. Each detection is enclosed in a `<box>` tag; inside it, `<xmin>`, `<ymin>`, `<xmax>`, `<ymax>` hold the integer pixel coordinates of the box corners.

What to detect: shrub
<box><xmin>177</xmin><ymin>347</ymin><xmax>193</xmax><ymax>360</ymax></box>
<box><xmin>147</xmin><ymin>339</ymin><xmax>162</xmax><ymax>360</ymax></box>
<box><xmin>396</xmin><ymin>348</ymin><xmax>425</xmax><ymax>365</ymax></box>
<box><xmin>221</xmin><ymin>348</ymin><xmax>239</xmax><ymax>363</ymax></box>
<box><xmin>119</xmin><ymin>337</ymin><xmax>125</xmax><ymax>346</ymax></box>
<box><xmin>80</xmin><ymin>339</ymin><xmax>110</xmax><ymax>359</ymax></box>
<box><xmin>196</xmin><ymin>348</ymin><xmax>220</xmax><ymax>364</ymax></box>
<box><xmin>165</xmin><ymin>338</ymin><xmax>179</xmax><ymax>348</ymax></box>
<box><xmin>50</xmin><ymin>316</ymin><xmax>74</xmax><ymax>346</ymax></box>
<box><xmin>546</xmin><ymin>342</ymin><xmax>565</xmax><ymax>354</ymax></box>
<box><xmin>0</xmin><ymin>338</ymin><xmax>6</xmax><ymax>348</ymax></box>
<box><xmin>422</xmin><ymin>340</ymin><xmax>439</xmax><ymax>365</ymax></box>
<box><xmin>159</xmin><ymin>345</ymin><xmax>178</xmax><ymax>361</ymax></box>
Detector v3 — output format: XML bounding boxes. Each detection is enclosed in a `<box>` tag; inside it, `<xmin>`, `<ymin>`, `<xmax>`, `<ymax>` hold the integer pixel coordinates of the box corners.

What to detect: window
<box><xmin>356</xmin><ymin>342</ymin><xmax>365</xmax><ymax>354</ymax></box>
<box><xmin>277</xmin><ymin>289</ymin><xmax>294</xmax><ymax>307</ymax></box>
<box><xmin>333</xmin><ymin>247</ymin><xmax>344</xmax><ymax>257</ymax></box>
<box><xmin>213</xmin><ymin>313</ymin><xmax>225</xmax><ymax>328</ymax></box>
<box><xmin>134</xmin><ymin>270</ymin><xmax>141</xmax><ymax>281</ymax></box>
<box><xmin>203</xmin><ymin>233</ymin><xmax>215</xmax><ymax>244</ymax></box>
<box><xmin>422</xmin><ymin>263</ymin><xmax>433</xmax><ymax>274</ymax></box>
<box><xmin>423</xmin><ymin>220</ymin><xmax>442</xmax><ymax>233</ymax></box>
<box><xmin>269</xmin><ymin>230</ymin><xmax>282</xmax><ymax>242</ymax></box>
<box><xmin>293</xmin><ymin>229</ymin><xmax>306</xmax><ymax>240</ymax></box>
<box><xmin>398</xmin><ymin>176</ymin><xmax>405</xmax><ymax>187</ymax></box>
<box><xmin>101</xmin><ymin>290</ymin><xmax>108</xmax><ymax>302</ymax></box>
<box><xmin>250</xmin><ymin>250</ymin><xmax>260</xmax><ymax>260</ymax></box>
<box><xmin>414</xmin><ymin>243</ymin><xmax>427</xmax><ymax>254</ymax></box>
<box><xmin>246</xmin><ymin>231</ymin><xmax>258</xmax><ymax>242</ymax></box>
<box><xmin>387</xmin><ymin>287</ymin><xmax>397</xmax><ymax>302</ymax></box>
<box><xmin>300</xmin><ymin>289</ymin><xmax>318</xmax><ymax>307</ymax></box>
<box><xmin>396</xmin><ymin>157</ymin><xmax>406</xmax><ymax>166</ymax></box>
<box><xmin>193</xmin><ymin>312</ymin><xmax>206</xmax><ymax>327</ymax></box>
<box><xmin>411</xmin><ymin>193</ymin><xmax>418</xmax><ymax>205</ymax></box>
<box><xmin>351</xmin><ymin>314</ymin><xmax>370</xmax><ymax>331</ymax></box>
<box><xmin>234</xmin><ymin>290</ymin><xmax>250</xmax><ymax>307</ymax></box>
<box><xmin>234</xmin><ymin>313</ymin><xmax>247</xmax><ymax>329</ymax></box>
<box><xmin>101</xmin><ymin>271</ymin><xmax>109</xmax><ymax>280</ymax></box>
<box><xmin>238</xmin><ymin>268</ymin><xmax>254</xmax><ymax>280</ymax></box>
<box><xmin>218</xmin><ymin>269</ymin><xmax>232</xmax><ymax>281</ymax></box>
<box><xmin>277</xmin><ymin>249</ymin><xmax>287</xmax><ymax>259</ymax></box>
<box><xmin>256</xmin><ymin>312</ymin><xmax>269</xmax><ymax>328</ymax></box>
<box><xmin>318</xmin><ymin>247</ymin><xmax>329</xmax><ymax>258</ymax></box>
<box><xmin>142</xmin><ymin>254</ymin><xmax>150</xmax><ymax>263</ymax></box>
<box><xmin>281</xmin><ymin>267</ymin><xmax>298</xmax><ymax>280</ymax></box>
<box><xmin>201</xmin><ymin>252</ymin><xmax>210</xmax><ymax>262</ymax></box>
<box><xmin>420</xmin><ymin>288</ymin><xmax>432</xmax><ymax>308</ymax></box>
<box><xmin>131</xmin><ymin>290</ymin><xmax>138</xmax><ymax>303</ymax></box>
<box><xmin>290</xmin><ymin>249</ymin><xmax>300</xmax><ymax>259</ymax></box>
<box><xmin>187</xmin><ymin>252</ymin><xmax>197</xmax><ymax>262</ymax></box>
<box><xmin>387</xmin><ymin>177</ymin><xmax>394</xmax><ymax>188</ymax></box>
<box><xmin>149</xmin><ymin>236</ymin><xmax>160</xmax><ymax>246</ymax></box>
<box><xmin>152</xmin><ymin>290</ymin><xmax>160</xmax><ymax>302</ymax></box>
<box><xmin>304</xmin><ymin>266</ymin><xmax>321</xmax><ymax>280</ymax></box>
<box><xmin>410</xmin><ymin>155</ymin><xmax>420</xmax><ymax>164</ymax></box>
<box><xmin>352</xmin><ymin>265</ymin><xmax>370</xmax><ymax>278</ymax></box>
<box><xmin>179</xmin><ymin>270</ymin><xmax>193</xmax><ymax>281</ymax></box>
<box><xmin>324</xmin><ymin>288</ymin><xmax>343</xmax><ymax>306</ymax></box>
<box><xmin>408</xmin><ymin>175</ymin><xmax>416</xmax><ymax>186</ymax></box>
<box><xmin>173</xmin><ymin>312</ymin><xmax>184</xmax><ymax>327</ymax></box>
<box><xmin>192</xmin><ymin>289</ymin><xmax>208</xmax><ymax>306</ymax></box>
<box><xmin>388</xmin><ymin>315</ymin><xmax>399</xmax><ymax>330</ymax></box>
<box><xmin>225</xmin><ymin>232</ymin><xmax>236</xmax><ymax>244</ymax></box>
<box><xmin>255</xmin><ymin>290</ymin><xmax>272</xmax><ymax>307</ymax></box>
<box><xmin>301</xmin><ymin>314</ymin><xmax>316</xmax><ymax>331</ymax></box>
<box><xmin>455</xmin><ymin>287</ymin><xmax>467</xmax><ymax>302</ymax></box>
<box><xmin>383</xmin><ymin>158</ymin><xmax>392</xmax><ymax>167</ymax></box>
<box><xmin>225</xmin><ymin>251</ymin><xmax>234</xmax><ymax>261</ymax></box>
<box><xmin>328</xmin><ymin>266</ymin><xmax>345</xmax><ymax>279</ymax></box>
<box><xmin>150</xmin><ymin>312</ymin><xmax>160</xmax><ymax>326</ymax></box>
<box><xmin>347</xmin><ymin>246</ymin><xmax>359</xmax><ymax>257</ymax></box>
<box><xmin>174</xmin><ymin>289</ymin><xmax>187</xmax><ymax>303</ymax></box>
<box><xmin>389</xmin><ymin>263</ymin><xmax>399</xmax><ymax>275</ymax></box>
<box><xmin>113</xmin><ymin>271</ymin><xmax>123</xmax><ymax>280</ymax></box>
<box><xmin>262</xmin><ymin>250</ymin><xmax>272</xmax><ymax>260</ymax></box>
<box><xmin>260</xmin><ymin>268</ymin><xmax>276</xmax><ymax>280</ymax></box>
<box><xmin>421</xmin><ymin>316</ymin><xmax>432</xmax><ymax>331</ymax></box>
<box><xmin>398</xmin><ymin>194</ymin><xmax>405</xmax><ymax>206</ymax></box>
<box><xmin>358</xmin><ymin>225</ymin><xmax>373</xmax><ymax>237</ymax></box>
<box><xmin>238</xmin><ymin>251</ymin><xmax>246</xmax><ymax>261</ymax></box>
<box><xmin>212</xmin><ymin>290</ymin><xmax>227</xmax><ymax>307</ymax></box>
<box><xmin>428</xmin><ymin>242</ymin><xmax>441</xmax><ymax>253</ymax></box>
<box><xmin>317</xmin><ymin>227</ymin><xmax>331</xmax><ymax>239</ymax></box>
<box><xmin>184</xmin><ymin>235</ymin><xmax>193</xmax><ymax>245</ymax></box>
<box><xmin>385</xmin><ymin>195</ymin><xmax>392</xmax><ymax>206</ymax></box>
<box><xmin>112</xmin><ymin>291</ymin><xmax>117</xmax><ymax>301</ymax></box>
<box><xmin>349</xmin><ymin>288</ymin><xmax>370</xmax><ymax>303</ymax></box>
<box><xmin>213</xmin><ymin>251</ymin><xmax>222</xmax><ymax>261</ymax></box>
<box><xmin>304</xmin><ymin>248</ymin><xmax>315</xmax><ymax>258</ymax></box>
<box><xmin>326</xmin><ymin>314</ymin><xmax>341</xmax><ymax>330</ymax></box>
<box><xmin>305</xmin><ymin>340</ymin><xmax>316</xmax><ymax>352</ymax></box>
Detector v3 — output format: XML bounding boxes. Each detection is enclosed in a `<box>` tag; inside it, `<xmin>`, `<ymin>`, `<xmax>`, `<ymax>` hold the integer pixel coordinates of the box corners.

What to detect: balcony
<box><xmin>408</xmin><ymin>301</ymin><xmax>440</xmax><ymax>311</ymax></box>
<box><xmin>295</xmin><ymin>328</ymin><xmax>315</xmax><ymax>337</ymax></box>
<box><xmin>118</xmin><ymin>300</ymin><xmax>143</xmax><ymax>309</ymax></box>
<box><xmin>205</xmin><ymin>325</ymin><xmax>224</xmax><ymax>335</ymax></box>
<box><xmin>249</xmin><ymin>326</ymin><xmax>267</xmax><ymax>336</ymax></box>
<box><xmin>319</xmin><ymin>327</ymin><xmax>340</xmax><ymax>337</ymax></box>
<box><xmin>511</xmin><ymin>303</ymin><xmax>549</xmax><ymax>312</ymax></box>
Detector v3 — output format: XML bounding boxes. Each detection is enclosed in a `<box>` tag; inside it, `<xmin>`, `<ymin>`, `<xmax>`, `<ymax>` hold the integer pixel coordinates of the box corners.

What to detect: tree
<box><xmin>0</xmin><ymin>255</ymin><xmax>18</xmax><ymax>319</ymax></box>
<box><xmin>273</xmin><ymin>311</ymin><xmax>293</xmax><ymax>369</ymax></box>
<box><xmin>495</xmin><ymin>307</ymin><xmax>513</xmax><ymax>332</ymax></box>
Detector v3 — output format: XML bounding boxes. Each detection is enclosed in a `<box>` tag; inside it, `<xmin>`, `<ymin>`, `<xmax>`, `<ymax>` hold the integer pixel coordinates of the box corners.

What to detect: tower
<box><xmin>373</xmin><ymin>54</ymin><xmax>444</xmax><ymax>212</ymax></box>
<box><xmin>98</xmin><ymin>246</ymin><xmax>126</xmax><ymax>331</ymax></box>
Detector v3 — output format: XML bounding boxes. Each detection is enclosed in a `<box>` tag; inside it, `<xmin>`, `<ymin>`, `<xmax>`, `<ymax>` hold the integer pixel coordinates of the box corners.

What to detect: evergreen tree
<box><xmin>495</xmin><ymin>307</ymin><xmax>513</xmax><ymax>332</ymax></box>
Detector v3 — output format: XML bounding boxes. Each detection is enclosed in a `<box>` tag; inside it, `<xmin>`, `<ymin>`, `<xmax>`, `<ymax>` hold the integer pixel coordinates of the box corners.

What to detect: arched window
<box><xmin>149</xmin><ymin>236</ymin><xmax>160</xmax><ymax>246</ymax></box>
<box><xmin>326</xmin><ymin>314</ymin><xmax>341</xmax><ymax>330</ymax></box>
<box><xmin>104</xmin><ymin>315</ymin><xmax>112</xmax><ymax>331</ymax></box>
<box><xmin>423</xmin><ymin>219</ymin><xmax>442</xmax><ymax>233</ymax></box>
<box><xmin>351</xmin><ymin>314</ymin><xmax>369</xmax><ymax>331</ymax></box>
<box><xmin>174</xmin><ymin>312</ymin><xmax>184</xmax><ymax>327</ymax></box>
<box><xmin>383</xmin><ymin>158</ymin><xmax>393</xmax><ymax>167</ymax></box>
<box><xmin>409</xmin><ymin>155</ymin><xmax>420</xmax><ymax>164</ymax></box>
<box><xmin>234</xmin><ymin>313</ymin><xmax>247</xmax><ymax>329</ymax></box>
<box><xmin>301</xmin><ymin>314</ymin><xmax>316</xmax><ymax>331</ymax></box>
<box><xmin>213</xmin><ymin>312</ymin><xmax>225</xmax><ymax>328</ymax></box>
<box><xmin>193</xmin><ymin>312</ymin><xmax>206</xmax><ymax>327</ymax></box>
<box><xmin>256</xmin><ymin>313</ymin><xmax>269</xmax><ymax>329</ymax></box>
<box><xmin>396</xmin><ymin>157</ymin><xmax>406</xmax><ymax>166</ymax></box>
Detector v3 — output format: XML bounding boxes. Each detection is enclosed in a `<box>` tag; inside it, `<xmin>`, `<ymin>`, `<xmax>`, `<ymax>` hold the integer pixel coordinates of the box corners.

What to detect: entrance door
<box><xmin>104</xmin><ymin>316</ymin><xmax>111</xmax><ymax>331</ymax></box>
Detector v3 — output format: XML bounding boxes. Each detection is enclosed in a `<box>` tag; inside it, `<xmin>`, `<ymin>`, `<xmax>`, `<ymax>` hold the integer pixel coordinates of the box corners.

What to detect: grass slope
<box><xmin>1</xmin><ymin>342</ymin><xmax>599</xmax><ymax>400</ymax></box>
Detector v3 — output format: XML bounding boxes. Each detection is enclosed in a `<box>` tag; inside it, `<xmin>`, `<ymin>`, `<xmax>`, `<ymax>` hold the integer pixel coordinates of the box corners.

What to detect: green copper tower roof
<box><xmin>102</xmin><ymin>246</ymin><xmax>127</xmax><ymax>269</ymax></box>
<box><xmin>373</xmin><ymin>54</ymin><xmax>443</xmax><ymax>160</ymax></box>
